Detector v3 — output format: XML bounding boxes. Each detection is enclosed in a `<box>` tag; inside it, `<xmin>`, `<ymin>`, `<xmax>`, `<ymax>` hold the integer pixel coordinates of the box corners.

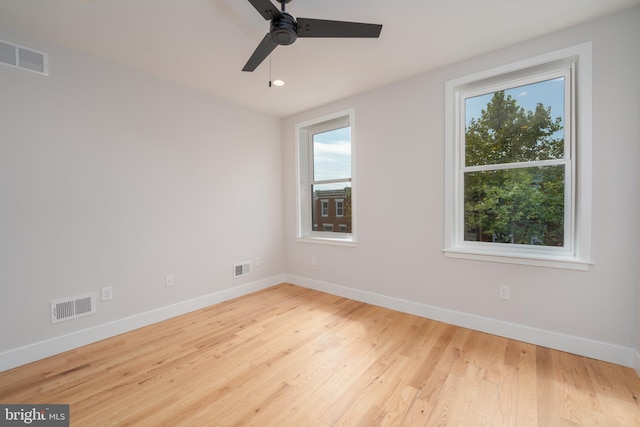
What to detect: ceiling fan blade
<box><xmin>242</xmin><ymin>33</ymin><xmax>278</xmax><ymax>72</ymax></box>
<box><xmin>297</xmin><ymin>18</ymin><xmax>382</xmax><ymax>38</ymax></box>
<box><xmin>247</xmin><ymin>0</ymin><xmax>282</xmax><ymax>20</ymax></box>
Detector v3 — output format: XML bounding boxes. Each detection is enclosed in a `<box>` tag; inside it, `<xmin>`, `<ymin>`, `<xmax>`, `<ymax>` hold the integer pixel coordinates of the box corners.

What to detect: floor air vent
<box><xmin>0</xmin><ymin>39</ymin><xmax>48</xmax><ymax>75</ymax></box>
<box><xmin>233</xmin><ymin>261</ymin><xmax>252</xmax><ymax>278</ymax></box>
<box><xmin>51</xmin><ymin>293</ymin><xmax>97</xmax><ymax>324</ymax></box>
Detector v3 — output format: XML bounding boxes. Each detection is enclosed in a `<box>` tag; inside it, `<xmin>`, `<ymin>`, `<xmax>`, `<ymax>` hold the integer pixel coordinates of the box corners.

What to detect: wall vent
<box><xmin>0</xmin><ymin>39</ymin><xmax>48</xmax><ymax>76</ymax></box>
<box><xmin>233</xmin><ymin>261</ymin><xmax>252</xmax><ymax>278</ymax></box>
<box><xmin>51</xmin><ymin>293</ymin><xmax>97</xmax><ymax>324</ymax></box>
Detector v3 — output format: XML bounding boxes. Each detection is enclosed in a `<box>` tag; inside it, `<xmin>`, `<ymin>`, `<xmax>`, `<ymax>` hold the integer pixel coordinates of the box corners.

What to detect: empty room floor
<box><xmin>1</xmin><ymin>283</ymin><xmax>639</xmax><ymax>426</ymax></box>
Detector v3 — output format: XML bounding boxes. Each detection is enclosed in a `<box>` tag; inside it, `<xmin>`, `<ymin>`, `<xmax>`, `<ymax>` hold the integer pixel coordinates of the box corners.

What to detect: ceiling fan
<box><xmin>242</xmin><ymin>0</ymin><xmax>383</xmax><ymax>72</ymax></box>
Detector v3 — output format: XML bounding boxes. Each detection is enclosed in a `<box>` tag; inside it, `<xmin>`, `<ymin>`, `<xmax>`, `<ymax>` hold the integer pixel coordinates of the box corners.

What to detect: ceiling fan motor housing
<box><xmin>270</xmin><ymin>12</ymin><xmax>298</xmax><ymax>45</ymax></box>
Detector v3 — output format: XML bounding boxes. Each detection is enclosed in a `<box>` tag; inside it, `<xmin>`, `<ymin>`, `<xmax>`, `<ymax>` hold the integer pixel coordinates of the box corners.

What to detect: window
<box><xmin>321</xmin><ymin>200</ymin><xmax>329</xmax><ymax>217</ymax></box>
<box><xmin>444</xmin><ymin>43</ymin><xmax>592</xmax><ymax>270</ymax></box>
<box><xmin>297</xmin><ymin>110</ymin><xmax>356</xmax><ymax>245</ymax></box>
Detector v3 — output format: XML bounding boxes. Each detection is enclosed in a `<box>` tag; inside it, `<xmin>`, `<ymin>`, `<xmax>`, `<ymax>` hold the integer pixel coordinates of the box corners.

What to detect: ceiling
<box><xmin>1</xmin><ymin>0</ymin><xmax>638</xmax><ymax>117</ymax></box>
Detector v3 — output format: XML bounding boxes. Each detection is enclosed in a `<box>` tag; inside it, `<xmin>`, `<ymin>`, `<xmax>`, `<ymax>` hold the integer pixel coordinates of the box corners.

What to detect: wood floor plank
<box><xmin>1</xmin><ymin>283</ymin><xmax>639</xmax><ymax>426</ymax></box>
<box><xmin>423</xmin><ymin>371</ymin><xmax>465</xmax><ymax>426</ymax></box>
<box><xmin>466</xmin><ymin>368</ymin><xmax>500</xmax><ymax>426</ymax></box>
<box><xmin>508</xmin><ymin>340</ymin><xmax>538</xmax><ymax>426</ymax></box>
<box><xmin>399</xmin><ymin>395</ymin><xmax>435</xmax><ymax>426</ymax></box>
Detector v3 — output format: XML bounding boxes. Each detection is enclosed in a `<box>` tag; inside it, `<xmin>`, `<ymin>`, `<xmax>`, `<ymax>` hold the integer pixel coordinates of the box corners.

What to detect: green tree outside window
<box><xmin>464</xmin><ymin>88</ymin><xmax>565</xmax><ymax>246</ymax></box>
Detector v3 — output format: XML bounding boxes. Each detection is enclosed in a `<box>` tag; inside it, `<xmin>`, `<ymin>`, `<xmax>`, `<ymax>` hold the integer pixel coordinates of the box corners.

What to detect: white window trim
<box><xmin>443</xmin><ymin>42</ymin><xmax>592</xmax><ymax>270</ymax></box>
<box><xmin>296</xmin><ymin>109</ymin><xmax>357</xmax><ymax>246</ymax></box>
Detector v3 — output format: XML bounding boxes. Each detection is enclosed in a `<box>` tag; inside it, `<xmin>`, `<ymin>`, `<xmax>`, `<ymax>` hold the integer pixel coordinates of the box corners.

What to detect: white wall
<box><xmin>0</xmin><ymin>29</ymin><xmax>284</xmax><ymax>369</ymax></box>
<box><xmin>283</xmin><ymin>7</ymin><xmax>640</xmax><ymax>366</ymax></box>
<box><xmin>637</xmin><ymin>214</ymin><xmax>640</xmax><ymax>374</ymax></box>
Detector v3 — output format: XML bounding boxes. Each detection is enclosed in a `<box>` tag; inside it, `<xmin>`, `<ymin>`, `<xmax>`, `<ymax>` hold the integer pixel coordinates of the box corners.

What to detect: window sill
<box><xmin>443</xmin><ymin>247</ymin><xmax>592</xmax><ymax>271</ymax></box>
<box><xmin>297</xmin><ymin>236</ymin><xmax>358</xmax><ymax>247</ymax></box>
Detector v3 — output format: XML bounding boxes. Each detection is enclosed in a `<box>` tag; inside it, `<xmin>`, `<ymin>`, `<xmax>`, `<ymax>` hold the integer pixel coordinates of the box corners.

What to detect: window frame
<box><xmin>321</xmin><ymin>199</ymin><xmax>329</xmax><ymax>217</ymax></box>
<box><xmin>443</xmin><ymin>43</ymin><xmax>592</xmax><ymax>270</ymax></box>
<box><xmin>296</xmin><ymin>109</ymin><xmax>357</xmax><ymax>246</ymax></box>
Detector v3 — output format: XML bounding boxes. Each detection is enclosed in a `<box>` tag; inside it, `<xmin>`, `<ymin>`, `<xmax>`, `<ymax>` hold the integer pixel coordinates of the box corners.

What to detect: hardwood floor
<box><xmin>1</xmin><ymin>283</ymin><xmax>639</xmax><ymax>426</ymax></box>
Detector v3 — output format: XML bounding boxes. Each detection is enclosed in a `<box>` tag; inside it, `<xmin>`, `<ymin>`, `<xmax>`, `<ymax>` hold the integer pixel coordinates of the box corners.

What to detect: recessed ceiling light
<box><xmin>272</xmin><ymin>79</ymin><xmax>285</xmax><ymax>87</ymax></box>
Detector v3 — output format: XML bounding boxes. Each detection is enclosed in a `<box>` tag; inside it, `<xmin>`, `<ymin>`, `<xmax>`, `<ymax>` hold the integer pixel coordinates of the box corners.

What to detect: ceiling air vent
<box><xmin>233</xmin><ymin>261</ymin><xmax>252</xmax><ymax>278</ymax></box>
<box><xmin>0</xmin><ymin>39</ymin><xmax>48</xmax><ymax>75</ymax></box>
<box><xmin>51</xmin><ymin>293</ymin><xmax>97</xmax><ymax>324</ymax></box>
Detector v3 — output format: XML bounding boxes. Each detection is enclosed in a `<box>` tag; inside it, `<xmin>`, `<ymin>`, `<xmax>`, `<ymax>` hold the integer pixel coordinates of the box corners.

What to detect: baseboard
<box><xmin>286</xmin><ymin>274</ymin><xmax>635</xmax><ymax>368</ymax></box>
<box><xmin>0</xmin><ymin>274</ymin><xmax>285</xmax><ymax>372</ymax></box>
<box><xmin>4</xmin><ymin>274</ymin><xmax>634</xmax><ymax>372</ymax></box>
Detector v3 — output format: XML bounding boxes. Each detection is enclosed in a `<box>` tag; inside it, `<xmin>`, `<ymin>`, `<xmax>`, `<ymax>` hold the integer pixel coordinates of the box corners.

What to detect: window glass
<box><xmin>465</xmin><ymin>78</ymin><xmax>565</xmax><ymax>166</ymax></box>
<box><xmin>313</xmin><ymin>127</ymin><xmax>351</xmax><ymax>181</ymax></box>
<box><xmin>311</xmin><ymin>185</ymin><xmax>352</xmax><ymax>234</ymax></box>
<box><xmin>462</xmin><ymin>78</ymin><xmax>567</xmax><ymax>249</ymax></box>
<box><xmin>464</xmin><ymin>165</ymin><xmax>565</xmax><ymax>246</ymax></box>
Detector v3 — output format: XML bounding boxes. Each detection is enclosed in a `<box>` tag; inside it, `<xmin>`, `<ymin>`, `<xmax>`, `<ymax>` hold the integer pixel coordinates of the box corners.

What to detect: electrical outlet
<box><xmin>165</xmin><ymin>275</ymin><xmax>174</xmax><ymax>287</ymax></box>
<box><xmin>255</xmin><ymin>257</ymin><xmax>261</xmax><ymax>267</ymax></box>
<box><xmin>311</xmin><ymin>256</ymin><xmax>317</xmax><ymax>266</ymax></box>
<box><xmin>101</xmin><ymin>286</ymin><xmax>113</xmax><ymax>302</ymax></box>
<box><xmin>498</xmin><ymin>285</ymin><xmax>510</xmax><ymax>300</ymax></box>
